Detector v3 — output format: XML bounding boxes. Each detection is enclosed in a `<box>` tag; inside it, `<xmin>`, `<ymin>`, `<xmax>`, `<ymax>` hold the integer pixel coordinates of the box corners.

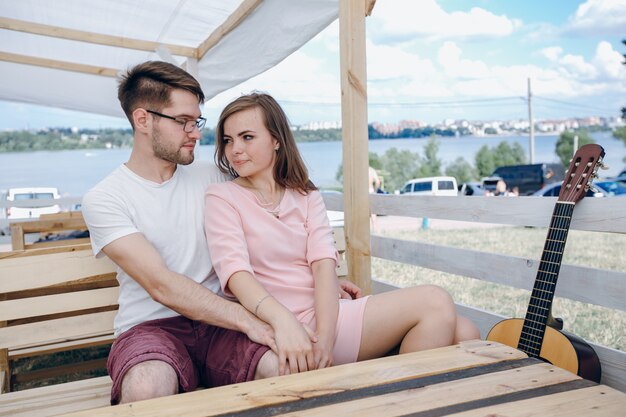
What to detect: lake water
<box><xmin>0</xmin><ymin>132</ymin><xmax>623</xmax><ymax>197</ymax></box>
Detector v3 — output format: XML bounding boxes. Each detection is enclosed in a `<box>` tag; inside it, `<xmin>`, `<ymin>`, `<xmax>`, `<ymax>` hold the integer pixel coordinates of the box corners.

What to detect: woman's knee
<box><xmin>120</xmin><ymin>360</ymin><xmax>178</xmax><ymax>403</ymax></box>
<box><xmin>415</xmin><ymin>285</ymin><xmax>456</xmax><ymax>314</ymax></box>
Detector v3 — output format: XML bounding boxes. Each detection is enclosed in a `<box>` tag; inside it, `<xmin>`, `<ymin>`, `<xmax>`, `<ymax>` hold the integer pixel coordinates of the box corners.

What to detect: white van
<box><xmin>400</xmin><ymin>176</ymin><xmax>458</xmax><ymax>196</ymax></box>
<box><xmin>3</xmin><ymin>187</ymin><xmax>61</xmax><ymax>219</ymax></box>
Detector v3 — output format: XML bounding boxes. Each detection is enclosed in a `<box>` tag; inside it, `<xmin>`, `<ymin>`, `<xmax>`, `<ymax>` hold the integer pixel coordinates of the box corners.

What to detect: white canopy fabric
<box><xmin>0</xmin><ymin>0</ymin><xmax>338</xmax><ymax>118</ymax></box>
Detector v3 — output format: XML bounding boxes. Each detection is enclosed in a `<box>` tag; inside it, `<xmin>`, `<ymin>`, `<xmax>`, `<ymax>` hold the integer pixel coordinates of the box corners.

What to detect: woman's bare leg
<box><xmin>357</xmin><ymin>285</ymin><xmax>458</xmax><ymax>361</ymax></box>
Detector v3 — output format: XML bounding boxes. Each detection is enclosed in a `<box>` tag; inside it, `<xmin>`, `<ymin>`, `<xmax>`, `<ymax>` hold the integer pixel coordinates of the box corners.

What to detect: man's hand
<box><xmin>242</xmin><ymin>314</ymin><xmax>278</xmax><ymax>353</ymax></box>
<box><xmin>338</xmin><ymin>278</ymin><xmax>363</xmax><ymax>299</ymax></box>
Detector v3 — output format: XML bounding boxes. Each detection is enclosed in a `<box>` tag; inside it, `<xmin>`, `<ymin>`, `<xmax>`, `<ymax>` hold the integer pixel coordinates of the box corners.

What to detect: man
<box><xmin>83</xmin><ymin>61</ymin><xmax>360</xmax><ymax>405</ymax></box>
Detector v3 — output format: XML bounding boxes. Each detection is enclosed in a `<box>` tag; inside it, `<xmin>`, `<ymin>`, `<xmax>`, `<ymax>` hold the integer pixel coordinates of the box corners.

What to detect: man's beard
<box><xmin>152</xmin><ymin>126</ymin><xmax>194</xmax><ymax>165</ymax></box>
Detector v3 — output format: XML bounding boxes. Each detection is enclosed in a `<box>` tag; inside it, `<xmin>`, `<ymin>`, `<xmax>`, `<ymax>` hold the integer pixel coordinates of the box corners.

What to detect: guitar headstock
<box><xmin>559</xmin><ymin>144</ymin><xmax>606</xmax><ymax>203</ymax></box>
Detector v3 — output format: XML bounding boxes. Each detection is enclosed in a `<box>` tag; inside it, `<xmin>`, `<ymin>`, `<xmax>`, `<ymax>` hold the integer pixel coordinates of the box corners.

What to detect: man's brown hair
<box><xmin>118</xmin><ymin>61</ymin><xmax>205</xmax><ymax>129</ymax></box>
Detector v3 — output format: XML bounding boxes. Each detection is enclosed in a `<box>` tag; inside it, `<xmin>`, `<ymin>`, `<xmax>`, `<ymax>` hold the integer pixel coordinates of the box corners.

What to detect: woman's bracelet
<box><xmin>254</xmin><ymin>294</ymin><xmax>271</xmax><ymax>316</ymax></box>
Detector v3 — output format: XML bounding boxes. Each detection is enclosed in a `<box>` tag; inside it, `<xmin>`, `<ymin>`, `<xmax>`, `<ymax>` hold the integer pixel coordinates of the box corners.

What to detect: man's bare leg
<box><xmin>119</xmin><ymin>360</ymin><xmax>178</xmax><ymax>403</ymax></box>
<box><xmin>254</xmin><ymin>350</ymin><xmax>281</xmax><ymax>379</ymax></box>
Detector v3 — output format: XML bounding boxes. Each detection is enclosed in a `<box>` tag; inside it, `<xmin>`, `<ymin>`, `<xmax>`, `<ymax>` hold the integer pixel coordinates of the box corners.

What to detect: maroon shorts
<box><xmin>107</xmin><ymin>315</ymin><xmax>270</xmax><ymax>404</ymax></box>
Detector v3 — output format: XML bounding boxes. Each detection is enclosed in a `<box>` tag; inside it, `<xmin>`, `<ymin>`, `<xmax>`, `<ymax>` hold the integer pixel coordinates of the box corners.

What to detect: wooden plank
<box><xmin>58</xmin><ymin>340</ymin><xmax>527</xmax><ymax>417</ymax></box>
<box><xmin>25</xmin><ymin>238</ymin><xmax>91</xmax><ymax>250</ymax></box>
<box><xmin>0</xmin><ymin>251</ymin><xmax>116</xmax><ymax>293</ymax></box>
<box><xmin>16</xmin><ymin>217</ymin><xmax>86</xmax><ymax>234</ymax></box>
<box><xmin>13</xmin><ymin>358</ymin><xmax>108</xmax><ymax>385</ymax></box>
<box><xmin>0</xmin><ymin>375</ymin><xmax>111</xmax><ymax>417</ymax></box>
<box><xmin>449</xmin><ymin>385</ymin><xmax>626</xmax><ymax>416</ymax></box>
<box><xmin>0</xmin><ymin>287</ymin><xmax>118</xmax><ymax>321</ymax></box>
<box><xmin>0</xmin><ymin>243</ymin><xmax>92</xmax><ymax>260</ymax></box>
<box><xmin>270</xmin><ymin>363</ymin><xmax>582</xmax><ymax>416</ymax></box>
<box><xmin>0</xmin><ymin>311</ymin><xmax>116</xmax><ymax>350</ymax></box>
<box><xmin>39</xmin><ymin>212</ymin><xmax>84</xmax><ymax>221</ymax></box>
<box><xmin>11</xmin><ymin>335</ymin><xmax>114</xmax><ymax>360</ymax></box>
<box><xmin>339</xmin><ymin>0</ymin><xmax>371</xmax><ymax>294</ymax></box>
<box><xmin>371</xmin><ymin>236</ymin><xmax>626</xmax><ymax>312</ymax></box>
<box><xmin>368</xmin><ymin>194</ymin><xmax>626</xmax><ymax>233</ymax></box>
<box><xmin>196</xmin><ymin>0</ymin><xmax>263</xmax><ymax>59</ymax></box>
<box><xmin>0</xmin><ymin>51</ymin><xmax>119</xmax><ymax>78</ymax></box>
<box><xmin>0</xmin><ymin>17</ymin><xmax>196</xmax><ymax>57</ymax></box>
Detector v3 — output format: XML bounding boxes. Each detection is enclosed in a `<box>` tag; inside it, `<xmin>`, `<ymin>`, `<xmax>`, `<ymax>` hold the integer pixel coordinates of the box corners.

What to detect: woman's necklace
<box><xmin>243</xmin><ymin>179</ymin><xmax>282</xmax><ymax>218</ymax></box>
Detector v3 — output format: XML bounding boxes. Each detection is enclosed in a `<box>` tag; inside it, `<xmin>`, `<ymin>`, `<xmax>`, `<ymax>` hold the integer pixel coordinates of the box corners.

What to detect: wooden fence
<box><xmin>323</xmin><ymin>192</ymin><xmax>626</xmax><ymax>392</ymax></box>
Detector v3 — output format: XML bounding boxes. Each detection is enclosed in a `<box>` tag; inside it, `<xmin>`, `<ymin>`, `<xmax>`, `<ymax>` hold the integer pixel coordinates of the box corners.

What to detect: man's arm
<box><xmin>102</xmin><ymin>232</ymin><xmax>276</xmax><ymax>350</ymax></box>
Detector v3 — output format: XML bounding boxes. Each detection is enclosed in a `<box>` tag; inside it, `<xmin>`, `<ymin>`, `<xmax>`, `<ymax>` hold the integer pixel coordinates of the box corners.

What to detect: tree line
<box><xmin>336</xmin><ymin>130</ymin><xmax>614</xmax><ymax>192</ymax></box>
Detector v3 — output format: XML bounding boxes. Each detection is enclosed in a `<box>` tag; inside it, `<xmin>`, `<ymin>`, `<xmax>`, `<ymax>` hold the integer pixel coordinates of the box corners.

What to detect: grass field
<box><xmin>372</xmin><ymin>221</ymin><xmax>626</xmax><ymax>351</ymax></box>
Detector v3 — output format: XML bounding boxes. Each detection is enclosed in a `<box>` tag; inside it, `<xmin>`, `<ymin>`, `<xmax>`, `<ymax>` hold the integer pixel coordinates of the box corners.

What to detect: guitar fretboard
<box><xmin>518</xmin><ymin>201</ymin><xmax>575</xmax><ymax>357</ymax></box>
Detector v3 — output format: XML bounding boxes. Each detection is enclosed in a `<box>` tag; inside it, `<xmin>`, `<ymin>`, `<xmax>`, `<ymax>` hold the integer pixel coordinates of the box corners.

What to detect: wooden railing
<box><xmin>322</xmin><ymin>193</ymin><xmax>626</xmax><ymax>392</ymax></box>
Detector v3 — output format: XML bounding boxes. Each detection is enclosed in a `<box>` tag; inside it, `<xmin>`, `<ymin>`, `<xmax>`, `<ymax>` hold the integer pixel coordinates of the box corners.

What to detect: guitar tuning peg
<box><xmin>599</xmin><ymin>163</ymin><xmax>609</xmax><ymax>170</ymax></box>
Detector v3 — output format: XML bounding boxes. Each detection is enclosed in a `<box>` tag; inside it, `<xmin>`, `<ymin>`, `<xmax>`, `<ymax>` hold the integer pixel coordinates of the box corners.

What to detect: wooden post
<box><xmin>9</xmin><ymin>223</ymin><xmax>25</xmax><ymax>251</ymax></box>
<box><xmin>339</xmin><ymin>0</ymin><xmax>371</xmax><ymax>294</ymax></box>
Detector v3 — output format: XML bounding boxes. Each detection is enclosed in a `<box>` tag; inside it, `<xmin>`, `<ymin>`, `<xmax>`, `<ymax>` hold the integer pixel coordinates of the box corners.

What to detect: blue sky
<box><xmin>1</xmin><ymin>0</ymin><xmax>625</xmax><ymax>130</ymax></box>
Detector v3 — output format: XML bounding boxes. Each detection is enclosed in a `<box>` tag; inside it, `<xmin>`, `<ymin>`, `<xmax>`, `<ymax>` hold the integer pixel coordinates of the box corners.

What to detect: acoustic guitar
<box><xmin>487</xmin><ymin>143</ymin><xmax>604</xmax><ymax>383</ymax></box>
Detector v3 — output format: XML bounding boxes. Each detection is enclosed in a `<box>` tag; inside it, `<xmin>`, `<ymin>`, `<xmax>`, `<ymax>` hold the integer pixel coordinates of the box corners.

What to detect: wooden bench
<box><xmin>0</xmin><ymin>227</ymin><xmax>349</xmax><ymax>416</ymax></box>
<box><xmin>19</xmin><ymin>340</ymin><xmax>626</xmax><ymax>417</ymax></box>
<box><xmin>0</xmin><ymin>247</ymin><xmax>117</xmax><ymax>396</ymax></box>
<box><xmin>9</xmin><ymin>212</ymin><xmax>89</xmax><ymax>251</ymax></box>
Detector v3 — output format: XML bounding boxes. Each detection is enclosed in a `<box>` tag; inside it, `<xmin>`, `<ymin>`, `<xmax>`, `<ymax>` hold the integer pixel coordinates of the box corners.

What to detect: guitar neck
<box><xmin>518</xmin><ymin>201</ymin><xmax>575</xmax><ymax>356</ymax></box>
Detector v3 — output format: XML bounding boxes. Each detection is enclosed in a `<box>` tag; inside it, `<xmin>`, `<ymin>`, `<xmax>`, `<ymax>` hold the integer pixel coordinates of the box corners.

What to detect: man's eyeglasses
<box><xmin>147</xmin><ymin>110</ymin><xmax>206</xmax><ymax>133</ymax></box>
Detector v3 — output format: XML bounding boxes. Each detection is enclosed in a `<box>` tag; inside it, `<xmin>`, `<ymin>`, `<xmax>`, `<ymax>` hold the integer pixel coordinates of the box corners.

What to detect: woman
<box><xmin>204</xmin><ymin>93</ymin><xmax>479</xmax><ymax>376</ymax></box>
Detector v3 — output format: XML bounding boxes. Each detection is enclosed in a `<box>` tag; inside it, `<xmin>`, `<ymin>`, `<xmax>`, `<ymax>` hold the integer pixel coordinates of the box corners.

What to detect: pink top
<box><xmin>204</xmin><ymin>182</ymin><xmax>338</xmax><ymax>324</ymax></box>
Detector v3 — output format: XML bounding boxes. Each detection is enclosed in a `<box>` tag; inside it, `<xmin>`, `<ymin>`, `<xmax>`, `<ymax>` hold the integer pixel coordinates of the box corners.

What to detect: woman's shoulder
<box><xmin>205</xmin><ymin>180</ymin><xmax>236</xmax><ymax>197</ymax></box>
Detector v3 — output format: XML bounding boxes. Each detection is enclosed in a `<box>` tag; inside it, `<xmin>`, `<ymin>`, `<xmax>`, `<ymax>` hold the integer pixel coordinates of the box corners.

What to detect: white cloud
<box><xmin>371</xmin><ymin>0</ymin><xmax>521</xmax><ymax>42</ymax></box>
<box><xmin>367</xmin><ymin>40</ymin><xmax>438</xmax><ymax>81</ymax></box>
<box><xmin>539</xmin><ymin>46</ymin><xmax>563</xmax><ymax>62</ymax></box>
<box><xmin>437</xmin><ymin>42</ymin><xmax>490</xmax><ymax>79</ymax></box>
<box><xmin>566</xmin><ymin>0</ymin><xmax>626</xmax><ymax>35</ymax></box>
<box><xmin>592</xmin><ymin>41</ymin><xmax>626</xmax><ymax>80</ymax></box>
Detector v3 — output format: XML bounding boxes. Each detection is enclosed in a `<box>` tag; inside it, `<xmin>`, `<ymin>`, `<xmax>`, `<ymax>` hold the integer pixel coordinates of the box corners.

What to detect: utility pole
<box><xmin>527</xmin><ymin>78</ymin><xmax>535</xmax><ymax>164</ymax></box>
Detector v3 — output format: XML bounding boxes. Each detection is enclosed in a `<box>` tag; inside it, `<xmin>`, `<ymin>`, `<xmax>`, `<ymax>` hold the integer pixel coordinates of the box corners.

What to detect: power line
<box><xmin>533</xmin><ymin>95</ymin><xmax>617</xmax><ymax>113</ymax></box>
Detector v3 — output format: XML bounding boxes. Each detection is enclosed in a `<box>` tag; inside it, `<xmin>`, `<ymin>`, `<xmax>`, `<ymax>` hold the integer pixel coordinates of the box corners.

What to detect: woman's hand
<box><xmin>273</xmin><ymin>316</ymin><xmax>317</xmax><ymax>375</ymax></box>
<box><xmin>338</xmin><ymin>278</ymin><xmax>363</xmax><ymax>299</ymax></box>
<box><xmin>312</xmin><ymin>333</ymin><xmax>334</xmax><ymax>369</ymax></box>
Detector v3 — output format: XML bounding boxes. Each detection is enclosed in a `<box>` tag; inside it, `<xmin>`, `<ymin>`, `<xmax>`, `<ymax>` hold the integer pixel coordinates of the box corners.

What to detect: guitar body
<box><xmin>488</xmin><ymin>318</ymin><xmax>601</xmax><ymax>382</ymax></box>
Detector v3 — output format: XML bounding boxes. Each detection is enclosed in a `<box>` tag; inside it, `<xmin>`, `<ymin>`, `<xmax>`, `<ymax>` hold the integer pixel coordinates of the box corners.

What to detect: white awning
<box><xmin>0</xmin><ymin>0</ymin><xmax>338</xmax><ymax>118</ymax></box>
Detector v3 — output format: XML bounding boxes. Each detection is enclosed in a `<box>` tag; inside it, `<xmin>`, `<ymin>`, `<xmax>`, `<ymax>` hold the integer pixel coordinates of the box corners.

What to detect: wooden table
<box><xmin>60</xmin><ymin>340</ymin><xmax>625</xmax><ymax>417</ymax></box>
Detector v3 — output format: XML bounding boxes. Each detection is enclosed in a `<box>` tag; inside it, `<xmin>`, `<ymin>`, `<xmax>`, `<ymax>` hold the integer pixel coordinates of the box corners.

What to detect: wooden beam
<box><xmin>196</xmin><ymin>0</ymin><xmax>263</xmax><ymax>59</ymax></box>
<box><xmin>0</xmin><ymin>51</ymin><xmax>119</xmax><ymax>77</ymax></box>
<box><xmin>365</xmin><ymin>0</ymin><xmax>377</xmax><ymax>16</ymax></box>
<box><xmin>0</xmin><ymin>17</ymin><xmax>196</xmax><ymax>57</ymax></box>
<box><xmin>339</xmin><ymin>0</ymin><xmax>371</xmax><ymax>294</ymax></box>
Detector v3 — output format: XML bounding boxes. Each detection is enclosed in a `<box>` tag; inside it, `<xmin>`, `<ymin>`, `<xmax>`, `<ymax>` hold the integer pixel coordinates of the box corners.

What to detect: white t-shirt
<box><xmin>82</xmin><ymin>160</ymin><xmax>226</xmax><ymax>336</ymax></box>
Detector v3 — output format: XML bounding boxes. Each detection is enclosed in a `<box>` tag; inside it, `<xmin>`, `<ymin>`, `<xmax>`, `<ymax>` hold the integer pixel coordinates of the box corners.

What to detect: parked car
<box><xmin>400</xmin><ymin>176</ymin><xmax>458</xmax><ymax>196</ymax></box>
<box><xmin>532</xmin><ymin>179</ymin><xmax>626</xmax><ymax>198</ymax></box>
<box><xmin>491</xmin><ymin>163</ymin><xmax>564</xmax><ymax>195</ymax></box>
<box><xmin>2</xmin><ymin>187</ymin><xmax>61</xmax><ymax>220</ymax></box>
<box><xmin>594</xmin><ymin>179</ymin><xmax>626</xmax><ymax>197</ymax></box>
<box><xmin>458</xmin><ymin>182</ymin><xmax>484</xmax><ymax>196</ymax></box>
